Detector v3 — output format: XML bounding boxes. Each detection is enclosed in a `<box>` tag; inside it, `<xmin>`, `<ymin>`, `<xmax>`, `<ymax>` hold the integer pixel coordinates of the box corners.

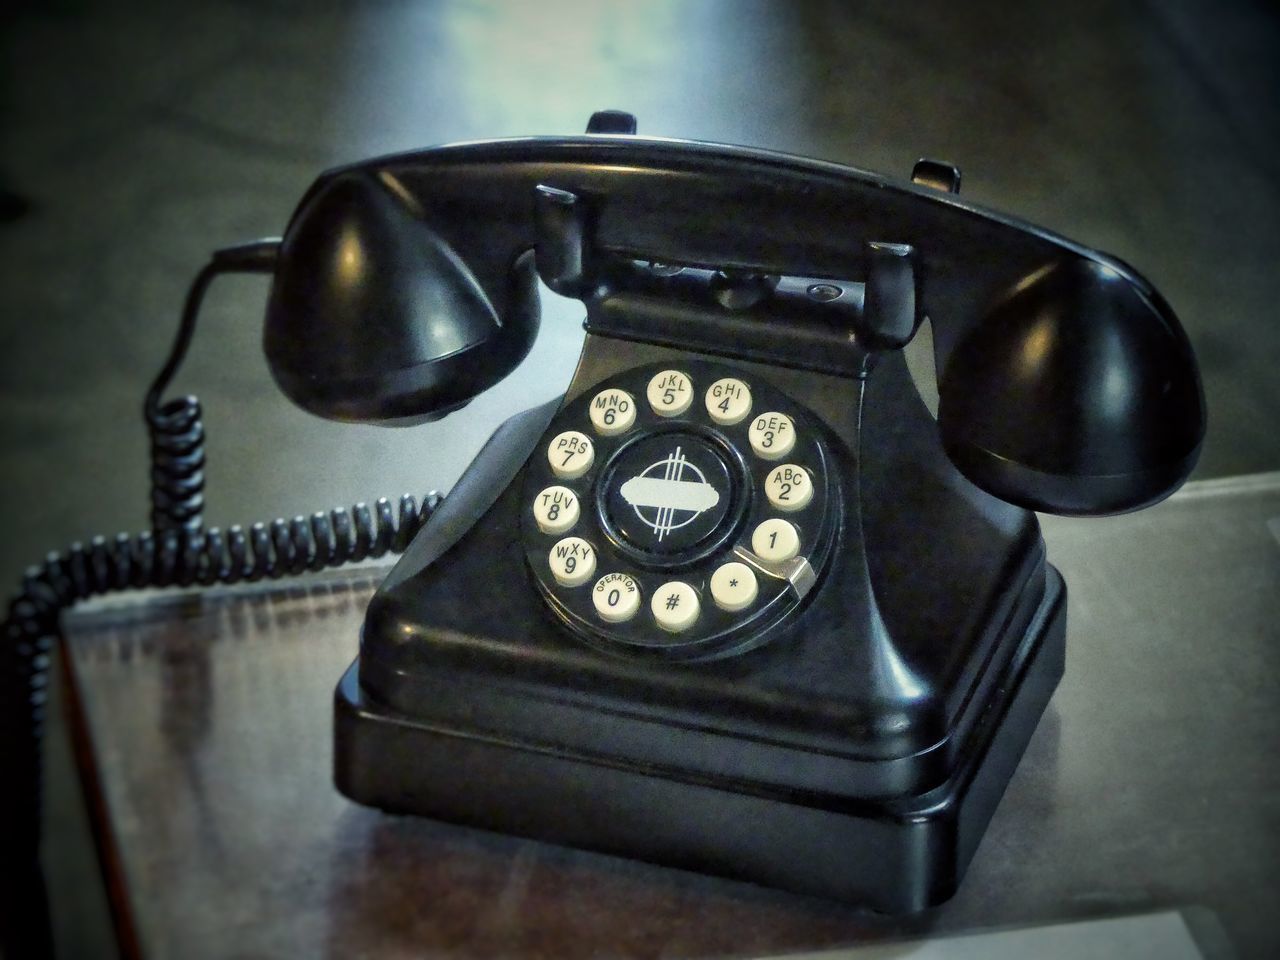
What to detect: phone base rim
<box><xmin>332</xmin><ymin>567</ymin><xmax>1065</xmax><ymax>914</ymax></box>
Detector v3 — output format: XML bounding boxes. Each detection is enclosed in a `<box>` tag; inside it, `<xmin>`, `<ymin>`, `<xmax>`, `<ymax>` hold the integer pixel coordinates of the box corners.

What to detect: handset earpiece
<box><xmin>936</xmin><ymin>257</ymin><xmax>1205</xmax><ymax>515</ymax></box>
<box><xmin>264</xmin><ymin>171</ymin><xmax>539</xmax><ymax>425</ymax></box>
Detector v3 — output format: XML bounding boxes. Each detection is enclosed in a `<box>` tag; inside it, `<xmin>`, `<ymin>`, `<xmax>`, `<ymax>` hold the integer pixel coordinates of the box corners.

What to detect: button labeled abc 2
<box><xmin>764</xmin><ymin>464</ymin><xmax>813</xmax><ymax>511</ymax></box>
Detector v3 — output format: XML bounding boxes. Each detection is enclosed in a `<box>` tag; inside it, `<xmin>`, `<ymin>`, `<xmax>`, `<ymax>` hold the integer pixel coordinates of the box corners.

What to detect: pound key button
<box><xmin>647</xmin><ymin>370</ymin><xmax>694</xmax><ymax>417</ymax></box>
<box><xmin>651</xmin><ymin>580</ymin><xmax>700</xmax><ymax>632</ymax></box>
<box><xmin>548</xmin><ymin>430</ymin><xmax>594</xmax><ymax>479</ymax></box>
<box><xmin>548</xmin><ymin>536</ymin><xmax>596</xmax><ymax>587</ymax></box>
<box><xmin>592</xmin><ymin>572</ymin><xmax>642</xmax><ymax>623</ymax></box>
<box><xmin>748</xmin><ymin>412</ymin><xmax>796</xmax><ymax>459</ymax></box>
<box><xmin>765</xmin><ymin>464</ymin><xmax>813</xmax><ymax>512</ymax></box>
<box><xmin>588</xmin><ymin>388</ymin><xmax>636</xmax><ymax>436</ymax></box>
<box><xmin>532</xmin><ymin>485</ymin><xmax>580</xmax><ymax>535</ymax></box>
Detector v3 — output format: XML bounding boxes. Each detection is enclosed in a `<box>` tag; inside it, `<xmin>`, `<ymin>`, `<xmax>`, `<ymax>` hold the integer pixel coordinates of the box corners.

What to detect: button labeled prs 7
<box><xmin>705</xmin><ymin>378</ymin><xmax>752</xmax><ymax>426</ymax></box>
<box><xmin>647</xmin><ymin>370</ymin><xmax>694</xmax><ymax>417</ymax></box>
<box><xmin>548</xmin><ymin>430</ymin><xmax>594</xmax><ymax>479</ymax></box>
<box><xmin>548</xmin><ymin>536</ymin><xmax>596</xmax><ymax>587</ymax></box>
<box><xmin>589</xmin><ymin>388</ymin><xmax>636</xmax><ymax>436</ymax></box>
<box><xmin>533</xmin><ymin>485</ymin><xmax>580</xmax><ymax>534</ymax></box>
<box><xmin>749</xmin><ymin>412</ymin><xmax>796</xmax><ymax>459</ymax></box>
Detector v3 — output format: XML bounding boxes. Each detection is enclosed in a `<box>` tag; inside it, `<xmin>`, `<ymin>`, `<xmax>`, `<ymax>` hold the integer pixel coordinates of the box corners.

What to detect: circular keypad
<box><xmin>522</xmin><ymin>361</ymin><xmax>839</xmax><ymax>660</ymax></box>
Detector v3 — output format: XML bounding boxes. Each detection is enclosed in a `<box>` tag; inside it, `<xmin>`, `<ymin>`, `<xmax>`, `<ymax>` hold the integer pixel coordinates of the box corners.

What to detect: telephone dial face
<box><xmin>521</xmin><ymin>360</ymin><xmax>838</xmax><ymax>659</ymax></box>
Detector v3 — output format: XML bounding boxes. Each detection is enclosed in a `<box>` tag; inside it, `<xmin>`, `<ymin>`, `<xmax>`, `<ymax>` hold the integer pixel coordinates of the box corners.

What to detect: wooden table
<box><xmin>61</xmin><ymin>475</ymin><xmax>1280</xmax><ymax>959</ymax></box>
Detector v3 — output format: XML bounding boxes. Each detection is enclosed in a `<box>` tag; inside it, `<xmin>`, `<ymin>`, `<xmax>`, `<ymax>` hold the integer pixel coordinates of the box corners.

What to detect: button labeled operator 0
<box><xmin>589</xmin><ymin>388</ymin><xmax>636</xmax><ymax>436</ymax></box>
<box><xmin>710</xmin><ymin>561</ymin><xmax>758</xmax><ymax>612</ymax></box>
<box><xmin>592</xmin><ymin>572</ymin><xmax>641</xmax><ymax>623</ymax></box>
<box><xmin>752</xmin><ymin>517</ymin><xmax>800</xmax><ymax>561</ymax></box>
<box><xmin>647</xmin><ymin>370</ymin><xmax>694</xmax><ymax>417</ymax></box>
<box><xmin>548</xmin><ymin>536</ymin><xmax>596</xmax><ymax>587</ymax></box>
<box><xmin>749</xmin><ymin>412</ymin><xmax>796</xmax><ymax>459</ymax></box>
<box><xmin>532</xmin><ymin>485</ymin><xmax>579</xmax><ymax>535</ymax></box>
<box><xmin>705</xmin><ymin>377</ymin><xmax>752</xmax><ymax>426</ymax></box>
<box><xmin>548</xmin><ymin>430</ymin><xmax>594</xmax><ymax>479</ymax></box>
<box><xmin>765</xmin><ymin>464</ymin><xmax>813</xmax><ymax>511</ymax></box>
<box><xmin>651</xmin><ymin>580</ymin><xmax>700</xmax><ymax>632</ymax></box>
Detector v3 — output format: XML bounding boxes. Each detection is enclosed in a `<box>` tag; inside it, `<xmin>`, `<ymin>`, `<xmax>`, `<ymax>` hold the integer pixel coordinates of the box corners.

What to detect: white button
<box><xmin>710</xmin><ymin>562</ymin><xmax>758</xmax><ymax>612</ymax></box>
<box><xmin>752</xmin><ymin>518</ymin><xmax>800</xmax><ymax>561</ymax></box>
<box><xmin>704</xmin><ymin>378</ymin><xmax>752</xmax><ymax>426</ymax></box>
<box><xmin>646</xmin><ymin>370</ymin><xmax>694</xmax><ymax>417</ymax></box>
<box><xmin>547</xmin><ymin>430</ymin><xmax>594</xmax><ymax>479</ymax></box>
<box><xmin>548</xmin><ymin>537</ymin><xmax>596</xmax><ymax>587</ymax></box>
<box><xmin>764</xmin><ymin>464</ymin><xmax>813</xmax><ymax>512</ymax></box>
<box><xmin>748</xmin><ymin>412</ymin><xmax>796</xmax><ymax>459</ymax></box>
<box><xmin>588</xmin><ymin>388</ymin><xmax>636</xmax><ymax>436</ymax></box>
<box><xmin>532</xmin><ymin>485</ymin><xmax>580</xmax><ymax>535</ymax></box>
<box><xmin>651</xmin><ymin>580</ymin><xmax>700</xmax><ymax>632</ymax></box>
<box><xmin>592</xmin><ymin>572</ymin><xmax>642</xmax><ymax>623</ymax></box>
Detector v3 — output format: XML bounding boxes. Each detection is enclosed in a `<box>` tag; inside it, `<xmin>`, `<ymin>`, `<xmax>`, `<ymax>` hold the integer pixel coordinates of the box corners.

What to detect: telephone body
<box><xmin>257</xmin><ymin>116</ymin><xmax>1204</xmax><ymax>911</ymax></box>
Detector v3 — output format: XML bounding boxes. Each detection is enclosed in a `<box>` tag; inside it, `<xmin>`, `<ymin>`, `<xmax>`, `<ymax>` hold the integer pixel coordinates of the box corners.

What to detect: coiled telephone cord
<box><xmin>1</xmin><ymin>241</ymin><xmax>442</xmax><ymax>958</ymax></box>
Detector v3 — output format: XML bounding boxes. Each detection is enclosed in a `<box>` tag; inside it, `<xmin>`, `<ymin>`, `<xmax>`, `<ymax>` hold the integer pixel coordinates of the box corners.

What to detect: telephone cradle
<box><xmin>0</xmin><ymin>112</ymin><xmax>1203</xmax><ymax>943</ymax></box>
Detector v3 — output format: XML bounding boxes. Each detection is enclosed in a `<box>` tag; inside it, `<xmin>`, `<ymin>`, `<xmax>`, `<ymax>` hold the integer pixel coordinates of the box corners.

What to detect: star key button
<box><xmin>710</xmin><ymin>561</ymin><xmax>758</xmax><ymax>611</ymax></box>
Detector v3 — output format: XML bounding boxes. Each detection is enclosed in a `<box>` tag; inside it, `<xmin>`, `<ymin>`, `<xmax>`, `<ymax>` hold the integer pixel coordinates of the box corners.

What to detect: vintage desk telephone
<box><xmin>1</xmin><ymin>111</ymin><xmax>1205</xmax><ymax>950</ymax></box>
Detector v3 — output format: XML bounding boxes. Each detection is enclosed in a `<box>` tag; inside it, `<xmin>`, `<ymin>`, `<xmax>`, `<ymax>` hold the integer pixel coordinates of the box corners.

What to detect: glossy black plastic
<box><xmin>264</xmin><ymin>172</ymin><xmax>539</xmax><ymax>424</ymax></box>
<box><xmin>337</xmin><ymin>337</ymin><xmax>1066</xmax><ymax>910</ymax></box>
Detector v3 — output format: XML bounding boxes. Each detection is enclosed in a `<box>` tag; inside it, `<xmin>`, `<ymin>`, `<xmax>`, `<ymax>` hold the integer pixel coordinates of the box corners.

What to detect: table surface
<box><xmin>61</xmin><ymin>474</ymin><xmax>1280</xmax><ymax>960</ymax></box>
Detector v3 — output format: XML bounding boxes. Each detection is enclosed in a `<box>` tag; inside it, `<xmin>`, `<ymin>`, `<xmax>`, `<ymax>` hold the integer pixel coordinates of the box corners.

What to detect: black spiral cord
<box><xmin>1</xmin><ymin>241</ymin><xmax>441</xmax><ymax>957</ymax></box>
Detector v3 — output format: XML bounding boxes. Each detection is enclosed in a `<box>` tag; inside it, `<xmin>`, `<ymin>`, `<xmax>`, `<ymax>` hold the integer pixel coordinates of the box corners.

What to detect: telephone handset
<box><xmin>0</xmin><ymin>112</ymin><xmax>1206</xmax><ymax>946</ymax></box>
<box><xmin>257</xmin><ymin>113</ymin><xmax>1204</xmax><ymax>910</ymax></box>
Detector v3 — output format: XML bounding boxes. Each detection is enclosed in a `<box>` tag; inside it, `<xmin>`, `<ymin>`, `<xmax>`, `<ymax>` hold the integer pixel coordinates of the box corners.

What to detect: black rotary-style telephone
<box><xmin>1</xmin><ymin>112</ymin><xmax>1206</xmax><ymax>947</ymax></box>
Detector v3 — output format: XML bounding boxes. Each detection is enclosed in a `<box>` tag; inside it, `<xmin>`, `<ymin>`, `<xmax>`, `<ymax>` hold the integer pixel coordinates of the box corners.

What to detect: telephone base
<box><xmin>334</xmin><ymin>568</ymin><xmax>1065</xmax><ymax>913</ymax></box>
